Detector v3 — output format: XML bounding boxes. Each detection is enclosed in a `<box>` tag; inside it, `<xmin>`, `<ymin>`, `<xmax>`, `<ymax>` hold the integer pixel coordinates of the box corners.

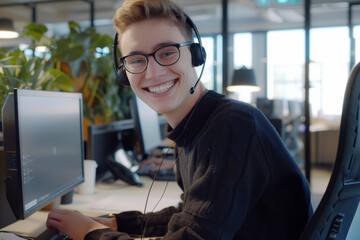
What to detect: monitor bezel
<box><xmin>2</xmin><ymin>88</ymin><xmax>85</xmax><ymax>220</ymax></box>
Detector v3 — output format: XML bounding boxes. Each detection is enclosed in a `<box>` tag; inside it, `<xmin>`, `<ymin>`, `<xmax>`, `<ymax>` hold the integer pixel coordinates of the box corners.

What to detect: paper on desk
<box><xmin>90</xmin><ymin>194</ymin><xmax>179</xmax><ymax>213</ymax></box>
<box><xmin>0</xmin><ymin>232</ymin><xmax>27</xmax><ymax>240</ymax></box>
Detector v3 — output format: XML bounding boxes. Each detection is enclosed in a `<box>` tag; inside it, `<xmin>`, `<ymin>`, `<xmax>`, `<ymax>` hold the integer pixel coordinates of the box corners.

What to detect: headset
<box><xmin>112</xmin><ymin>13</ymin><xmax>206</xmax><ymax>94</ymax></box>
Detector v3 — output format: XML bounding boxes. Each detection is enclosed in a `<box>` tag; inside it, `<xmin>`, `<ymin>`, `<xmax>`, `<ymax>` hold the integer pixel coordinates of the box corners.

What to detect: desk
<box><xmin>310</xmin><ymin>123</ymin><xmax>340</xmax><ymax>166</ymax></box>
<box><xmin>0</xmin><ymin>177</ymin><xmax>182</xmax><ymax>239</ymax></box>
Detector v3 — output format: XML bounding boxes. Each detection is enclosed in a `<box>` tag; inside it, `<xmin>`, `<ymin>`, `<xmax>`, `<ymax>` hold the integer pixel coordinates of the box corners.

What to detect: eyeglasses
<box><xmin>119</xmin><ymin>41</ymin><xmax>193</xmax><ymax>74</ymax></box>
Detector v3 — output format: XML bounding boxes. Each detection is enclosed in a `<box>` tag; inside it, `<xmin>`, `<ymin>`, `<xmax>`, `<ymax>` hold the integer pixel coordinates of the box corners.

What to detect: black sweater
<box><xmin>85</xmin><ymin>90</ymin><xmax>313</xmax><ymax>240</ymax></box>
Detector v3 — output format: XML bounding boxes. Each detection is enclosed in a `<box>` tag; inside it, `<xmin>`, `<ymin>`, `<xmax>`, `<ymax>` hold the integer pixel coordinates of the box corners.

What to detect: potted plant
<box><xmin>0</xmin><ymin>44</ymin><xmax>74</xmax><ymax>118</ymax></box>
<box><xmin>0</xmin><ymin>22</ymin><xmax>132</xmax><ymax>138</ymax></box>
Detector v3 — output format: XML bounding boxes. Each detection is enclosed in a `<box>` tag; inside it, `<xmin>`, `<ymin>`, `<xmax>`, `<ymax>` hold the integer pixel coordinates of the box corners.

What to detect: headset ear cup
<box><xmin>117</xmin><ymin>66</ymin><xmax>130</xmax><ymax>86</ymax></box>
<box><xmin>190</xmin><ymin>43</ymin><xmax>206</xmax><ymax>67</ymax></box>
<box><xmin>113</xmin><ymin>32</ymin><xmax>130</xmax><ymax>86</ymax></box>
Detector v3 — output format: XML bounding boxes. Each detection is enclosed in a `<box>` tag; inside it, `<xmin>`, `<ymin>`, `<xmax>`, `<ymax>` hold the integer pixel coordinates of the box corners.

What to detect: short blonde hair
<box><xmin>113</xmin><ymin>0</ymin><xmax>193</xmax><ymax>41</ymax></box>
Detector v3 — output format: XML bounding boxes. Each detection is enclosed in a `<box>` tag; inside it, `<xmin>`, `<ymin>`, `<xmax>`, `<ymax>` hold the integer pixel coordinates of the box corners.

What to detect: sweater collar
<box><xmin>165</xmin><ymin>90</ymin><xmax>224</xmax><ymax>147</ymax></box>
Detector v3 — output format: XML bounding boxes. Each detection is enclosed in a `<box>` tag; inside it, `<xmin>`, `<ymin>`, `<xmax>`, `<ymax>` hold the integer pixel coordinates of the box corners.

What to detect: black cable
<box><xmin>140</xmin><ymin>141</ymin><xmax>176</xmax><ymax>239</ymax></box>
<box><xmin>150</xmin><ymin>159</ymin><xmax>177</xmax><ymax>212</ymax></box>
<box><xmin>140</xmin><ymin>143</ymin><xmax>181</xmax><ymax>239</ymax></box>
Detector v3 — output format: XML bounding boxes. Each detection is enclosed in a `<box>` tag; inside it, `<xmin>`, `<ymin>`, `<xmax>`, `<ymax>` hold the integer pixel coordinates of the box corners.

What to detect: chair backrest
<box><xmin>299</xmin><ymin>62</ymin><xmax>360</xmax><ymax>240</ymax></box>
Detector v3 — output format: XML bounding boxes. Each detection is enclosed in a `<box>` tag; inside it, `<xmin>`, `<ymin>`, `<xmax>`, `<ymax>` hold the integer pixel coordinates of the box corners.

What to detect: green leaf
<box><xmin>0</xmin><ymin>82</ymin><xmax>9</xmax><ymax>92</ymax></box>
<box><xmin>55</xmin><ymin>44</ymin><xmax>85</xmax><ymax>62</ymax></box>
<box><xmin>23</xmin><ymin>23</ymin><xmax>48</xmax><ymax>33</ymax></box>
<box><xmin>30</xmin><ymin>66</ymin><xmax>45</xmax><ymax>89</ymax></box>
<box><xmin>0</xmin><ymin>64</ymin><xmax>21</xmax><ymax>68</ymax></box>
<box><xmin>94</xmin><ymin>34</ymin><xmax>113</xmax><ymax>49</ymax></box>
<box><xmin>0</xmin><ymin>56</ymin><xmax>16</xmax><ymax>62</ymax></box>
<box><xmin>56</xmin><ymin>38</ymin><xmax>72</xmax><ymax>49</ymax></box>
<box><xmin>23</xmin><ymin>23</ymin><xmax>48</xmax><ymax>42</ymax></box>
<box><xmin>68</xmin><ymin>21</ymin><xmax>81</xmax><ymax>33</ymax></box>
<box><xmin>45</xmin><ymin>68</ymin><xmax>74</xmax><ymax>91</ymax></box>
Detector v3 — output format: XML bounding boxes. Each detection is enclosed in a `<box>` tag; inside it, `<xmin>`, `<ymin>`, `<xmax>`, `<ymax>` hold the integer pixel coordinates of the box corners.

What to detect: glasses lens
<box><xmin>124</xmin><ymin>55</ymin><xmax>147</xmax><ymax>73</ymax></box>
<box><xmin>155</xmin><ymin>46</ymin><xmax>180</xmax><ymax>66</ymax></box>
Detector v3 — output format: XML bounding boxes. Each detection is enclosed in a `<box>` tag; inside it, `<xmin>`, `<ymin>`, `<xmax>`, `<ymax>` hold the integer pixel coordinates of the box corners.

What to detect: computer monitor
<box><xmin>256</xmin><ymin>97</ymin><xmax>273</xmax><ymax>118</ymax></box>
<box><xmin>130</xmin><ymin>95</ymin><xmax>162</xmax><ymax>159</ymax></box>
<box><xmin>1</xmin><ymin>89</ymin><xmax>84</xmax><ymax>220</ymax></box>
<box><xmin>86</xmin><ymin>119</ymin><xmax>135</xmax><ymax>180</ymax></box>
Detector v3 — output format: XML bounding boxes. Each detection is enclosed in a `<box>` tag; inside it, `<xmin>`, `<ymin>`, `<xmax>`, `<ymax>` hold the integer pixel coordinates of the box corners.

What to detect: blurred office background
<box><xmin>1</xmin><ymin>0</ymin><xmax>360</xmax><ymax>202</ymax></box>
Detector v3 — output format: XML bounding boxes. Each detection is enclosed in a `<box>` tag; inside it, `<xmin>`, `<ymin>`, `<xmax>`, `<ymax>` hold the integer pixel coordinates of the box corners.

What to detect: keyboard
<box><xmin>137</xmin><ymin>164</ymin><xmax>175</xmax><ymax>181</ymax></box>
<box><xmin>36</xmin><ymin>230</ymin><xmax>72</xmax><ymax>240</ymax></box>
<box><xmin>150</xmin><ymin>169</ymin><xmax>176</xmax><ymax>181</ymax></box>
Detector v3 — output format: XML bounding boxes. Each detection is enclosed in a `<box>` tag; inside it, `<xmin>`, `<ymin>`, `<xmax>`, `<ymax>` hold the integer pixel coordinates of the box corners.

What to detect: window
<box><xmin>267</xmin><ymin>29</ymin><xmax>305</xmax><ymax>101</ymax></box>
<box><xmin>267</xmin><ymin>27</ymin><xmax>350</xmax><ymax>119</ymax></box>
<box><xmin>233</xmin><ymin>33</ymin><xmax>252</xmax><ymax>69</ymax></box>
<box><xmin>197</xmin><ymin>36</ymin><xmax>215</xmax><ymax>90</ymax></box>
<box><xmin>195</xmin><ymin>35</ymin><xmax>223</xmax><ymax>93</ymax></box>
<box><xmin>310</xmin><ymin>27</ymin><xmax>349</xmax><ymax>118</ymax></box>
<box><xmin>231</xmin><ymin>33</ymin><xmax>254</xmax><ymax>103</ymax></box>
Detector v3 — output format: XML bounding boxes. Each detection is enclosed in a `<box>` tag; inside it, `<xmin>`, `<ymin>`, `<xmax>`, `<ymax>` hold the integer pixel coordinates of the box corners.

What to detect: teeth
<box><xmin>148</xmin><ymin>81</ymin><xmax>174</xmax><ymax>94</ymax></box>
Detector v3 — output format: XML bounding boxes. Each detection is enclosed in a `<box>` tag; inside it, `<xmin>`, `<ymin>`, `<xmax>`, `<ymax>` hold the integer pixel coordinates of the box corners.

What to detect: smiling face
<box><xmin>119</xmin><ymin>18</ymin><xmax>205</xmax><ymax>127</ymax></box>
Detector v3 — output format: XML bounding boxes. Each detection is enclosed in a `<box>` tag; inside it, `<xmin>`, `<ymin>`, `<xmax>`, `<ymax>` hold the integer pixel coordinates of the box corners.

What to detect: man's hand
<box><xmin>46</xmin><ymin>208</ymin><xmax>109</xmax><ymax>240</ymax></box>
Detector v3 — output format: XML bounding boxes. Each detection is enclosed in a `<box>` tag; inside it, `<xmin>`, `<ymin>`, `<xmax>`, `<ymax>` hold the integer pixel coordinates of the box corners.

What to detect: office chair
<box><xmin>298</xmin><ymin>62</ymin><xmax>360</xmax><ymax>240</ymax></box>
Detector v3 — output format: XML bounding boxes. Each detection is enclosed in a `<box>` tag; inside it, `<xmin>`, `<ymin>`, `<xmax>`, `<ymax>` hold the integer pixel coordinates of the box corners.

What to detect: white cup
<box><xmin>76</xmin><ymin>159</ymin><xmax>98</xmax><ymax>194</ymax></box>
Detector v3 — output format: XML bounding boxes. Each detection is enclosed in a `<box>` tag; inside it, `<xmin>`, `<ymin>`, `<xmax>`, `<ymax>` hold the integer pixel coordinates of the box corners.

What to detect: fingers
<box><xmin>46</xmin><ymin>209</ymin><xmax>85</xmax><ymax>239</ymax></box>
<box><xmin>46</xmin><ymin>209</ymin><xmax>110</xmax><ymax>240</ymax></box>
<box><xmin>46</xmin><ymin>218</ymin><xmax>61</xmax><ymax>232</ymax></box>
<box><xmin>46</xmin><ymin>208</ymin><xmax>71</xmax><ymax>231</ymax></box>
<box><xmin>47</xmin><ymin>209</ymin><xmax>78</xmax><ymax>222</ymax></box>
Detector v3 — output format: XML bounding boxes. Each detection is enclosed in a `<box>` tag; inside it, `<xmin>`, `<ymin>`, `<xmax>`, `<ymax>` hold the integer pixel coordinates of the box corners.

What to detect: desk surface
<box><xmin>0</xmin><ymin>177</ymin><xmax>182</xmax><ymax>238</ymax></box>
<box><xmin>310</xmin><ymin>122</ymin><xmax>340</xmax><ymax>132</ymax></box>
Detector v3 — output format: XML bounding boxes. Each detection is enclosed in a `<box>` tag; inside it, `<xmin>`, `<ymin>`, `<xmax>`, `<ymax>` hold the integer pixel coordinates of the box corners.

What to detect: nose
<box><xmin>145</xmin><ymin>56</ymin><xmax>166</xmax><ymax>80</ymax></box>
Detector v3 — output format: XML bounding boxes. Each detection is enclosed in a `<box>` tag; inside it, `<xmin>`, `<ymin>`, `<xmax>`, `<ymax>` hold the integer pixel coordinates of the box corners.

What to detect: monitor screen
<box><xmin>86</xmin><ymin>119</ymin><xmax>135</xmax><ymax>180</ymax></box>
<box><xmin>1</xmin><ymin>89</ymin><xmax>84</xmax><ymax>220</ymax></box>
<box><xmin>130</xmin><ymin>95</ymin><xmax>162</xmax><ymax>158</ymax></box>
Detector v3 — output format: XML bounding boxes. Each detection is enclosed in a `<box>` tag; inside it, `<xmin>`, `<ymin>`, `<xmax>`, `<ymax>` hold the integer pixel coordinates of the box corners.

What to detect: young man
<box><xmin>46</xmin><ymin>0</ymin><xmax>313</xmax><ymax>239</ymax></box>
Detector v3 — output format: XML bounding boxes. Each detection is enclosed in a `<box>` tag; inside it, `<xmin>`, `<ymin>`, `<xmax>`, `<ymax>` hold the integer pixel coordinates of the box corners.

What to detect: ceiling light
<box><xmin>227</xmin><ymin>66</ymin><xmax>261</xmax><ymax>93</ymax></box>
<box><xmin>0</xmin><ymin>18</ymin><xmax>19</xmax><ymax>39</ymax></box>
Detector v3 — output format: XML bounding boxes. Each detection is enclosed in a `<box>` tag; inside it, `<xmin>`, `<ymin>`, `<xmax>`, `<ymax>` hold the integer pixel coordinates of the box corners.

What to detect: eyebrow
<box><xmin>127</xmin><ymin>41</ymin><xmax>178</xmax><ymax>56</ymax></box>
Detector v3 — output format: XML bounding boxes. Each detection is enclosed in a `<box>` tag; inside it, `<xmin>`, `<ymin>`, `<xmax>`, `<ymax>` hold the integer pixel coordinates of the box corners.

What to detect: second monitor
<box><xmin>130</xmin><ymin>95</ymin><xmax>175</xmax><ymax>181</ymax></box>
<box><xmin>86</xmin><ymin>95</ymin><xmax>172</xmax><ymax>184</ymax></box>
<box><xmin>130</xmin><ymin>95</ymin><xmax>163</xmax><ymax>160</ymax></box>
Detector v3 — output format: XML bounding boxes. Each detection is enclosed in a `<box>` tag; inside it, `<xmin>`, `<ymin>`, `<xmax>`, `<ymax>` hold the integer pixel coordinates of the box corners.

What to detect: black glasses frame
<box><xmin>119</xmin><ymin>41</ymin><xmax>193</xmax><ymax>74</ymax></box>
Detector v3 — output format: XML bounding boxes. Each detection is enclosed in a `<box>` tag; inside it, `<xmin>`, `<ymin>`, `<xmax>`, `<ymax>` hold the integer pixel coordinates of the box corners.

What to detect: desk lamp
<box><xmin>227</xmin><ymin>66</ymin><xmax>260</xmax><ymax>103</ymax></box>
<box><xmin>0</xmin><ymin>18</ymin><xmax>19</xmax><ymax>39</ymax></box>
